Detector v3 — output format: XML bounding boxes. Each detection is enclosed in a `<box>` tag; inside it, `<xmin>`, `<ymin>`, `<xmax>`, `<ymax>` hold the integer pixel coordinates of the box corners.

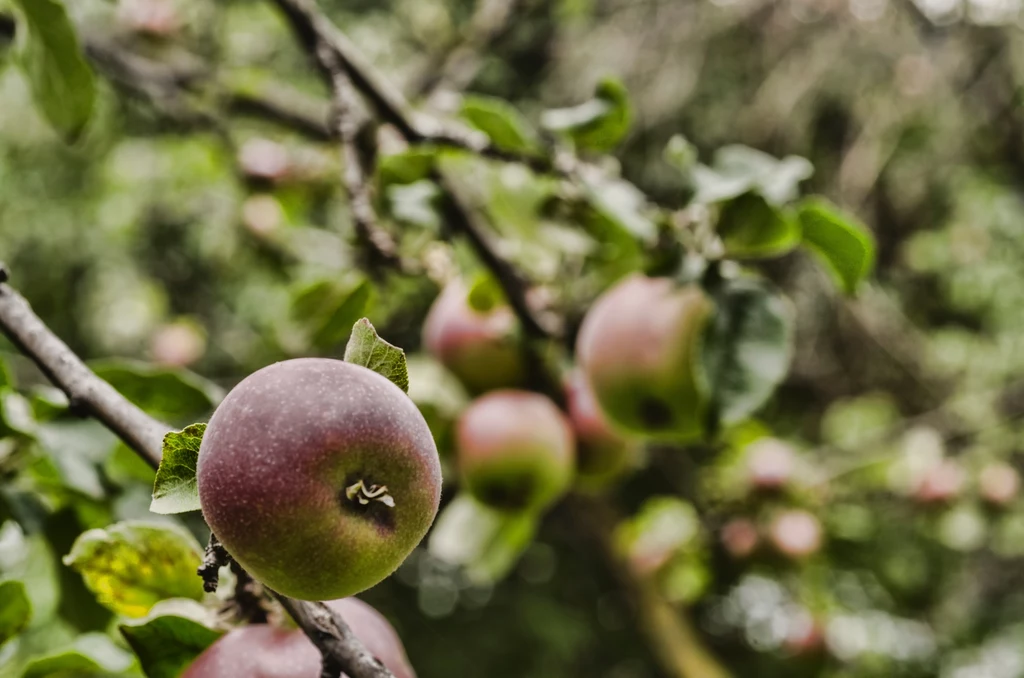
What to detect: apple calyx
<box><xmin>345</xmin><ymin>480</ymin><xmax>396</xmax><ymax>508</ymax></box>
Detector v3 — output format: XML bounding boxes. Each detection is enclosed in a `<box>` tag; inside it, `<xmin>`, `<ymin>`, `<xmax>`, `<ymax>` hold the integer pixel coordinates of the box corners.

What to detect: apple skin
<box><xmin>564</xmin><ymin>370</ymin><xmax>639</xmax><ymax>489</ymax></box>
<box><xmin>197</xmin><ymin>358</ymin><xmax>442</xmax><ymax>601</ymax></box>
<box><xmin>769</xmin><ymin>510</ymin><xmax>823</xmax><ymax>559</ymax></box>
<box><xmin>182</xmin><ymin>598</ymin><xmax>416</xmax><ymax>678</ymax></box>
<box><xmin>914</xmin><ymin>460</ymin><xmax>964</xmax><ymax>505</ymax></box>
<box><xmin>456</xmin><ymin>390</ymin><xmax>575</xmax><ymax>512</ymax></box>
<box><xmin>575</xmin><ymin>275</ymin><xmax>713</xmax><ymax>441</ymax></box>
<box><xmin>979</xmin><ymin>462</ymin><xmax>1020</xmax><ymax>507</ymax></box>
<box><xmin>720</xmin><ymin>518</ymin><xmax>760</xmax><ymax>559</ymax></box>
<box><xmin>746</xmin><ymin>438</ymin><xmax>795</xmax><ymax>491</ymax></box>
<box><xmin>422</xmin><ymin>280</ymin><xmax>524</xmax><ymax>395</ymax></box>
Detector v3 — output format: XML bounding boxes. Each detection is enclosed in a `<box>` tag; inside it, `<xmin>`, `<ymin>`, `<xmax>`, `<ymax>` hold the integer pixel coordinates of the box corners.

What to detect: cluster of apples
<box><xmin>423</xmin><ymin>274</ymin><xmax>714</xmax><ymax>515</ymax></box>
<box><xmin>187</xmin><ymin>272</ymin><xmax>715</xmax><ymax>673</ymax></box>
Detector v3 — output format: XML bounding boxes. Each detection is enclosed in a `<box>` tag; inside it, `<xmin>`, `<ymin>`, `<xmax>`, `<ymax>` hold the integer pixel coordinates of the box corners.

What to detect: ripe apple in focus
<box><xmin>456</xmin><ymin>390</ymin><xmax>575</xmax><ymax>512</ymax></box>
<box><xmin>197</xmin><ymin>358</ymin><xmax>442</xmax><ymax>601</ymax></box>
<box><xmin>576</xmin><ymin>275</ymin><xmax>712</xmax><ymax>441</ymax></box>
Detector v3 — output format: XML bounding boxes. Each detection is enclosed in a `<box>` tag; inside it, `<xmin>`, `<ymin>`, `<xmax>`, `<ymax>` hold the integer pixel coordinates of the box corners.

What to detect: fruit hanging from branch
<box><xmin>422</xmin><ymin>279</ymin><xmax>524</xmax><ymax>395</ymax></box>
<box><xmin>576</xmin><ymin>275</ymin><xmax>713</xmax><ymax>441</ymax></box>
<box><xmin>456</xmin><ymin>389</ymin><xmax>575</xmax><ymax>513</ymax></box>
<box><xmin>183</xmin><ymin>597</ymin><xmax>417</xmax><ymax>678</ymax></box>
<box><xmin>196</xmin><ymin>358</ymin><xmax>442</xmax><ymax>601</ymax></box>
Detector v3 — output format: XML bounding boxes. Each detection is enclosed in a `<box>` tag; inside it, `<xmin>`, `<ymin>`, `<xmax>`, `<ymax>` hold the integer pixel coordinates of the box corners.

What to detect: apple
<box><xmin>197</xmin><ymin>358</ymin><xmax>442</xmax><ymax>601</ymax></box>
<box><xmin>238</xmin><ymin>139</ymin><xmax>293</xmax><ymax>184</ymax></box>
<box><xmin>456</xmin><ymin>390</ymin><xmax>575</xmax><ymax>512</ymax></box>
<box><xmin>746</xmin><ymin>438</ymin><xmax>795</xmax><ymax>491</ymax></box>
<box><xmin>564</xmin><ymin>370</ymin><xmax>639</xmax><ymax>489</ymax></box>
<box><xmin>182</xmin><ymin>597</ymin><xmax>416</xmax><ymax>678</ymax></box>
<box><xmin>149</xmin><ymin>320</ymin><xmax>206</xmax><ymax>367</ymax></box>
<box><xmin>118</xmin><ymin>0</ymin><xmax>179</xmax><ymax>37</ymax></box>
<box><xmin>421</xmin><ymin>280</ymin><xmax>523</xmax><ymax>395</ymax></box>
<box><xmin>914</xmin><ymin>459</ymin><xmax>965</xmax><ymax>505</ymax></box>
<box><xmin>575</xmin><ymin>275</ymin><xmax>712</xmax><ymax>441</ymax></box>
<box><xmin>769</xmin><ymin>510</ymin><xmax>822</xmax><ymax>559</ymax></box>
<box><xmin>720</xmin><ymin>518</ymin><xmax>760</xmax><ymax>559</ymax></box>
<box><xmin>979</xmin><ymin>462</ymin><xmax>1020</xmax><ymax>507</ymax></box>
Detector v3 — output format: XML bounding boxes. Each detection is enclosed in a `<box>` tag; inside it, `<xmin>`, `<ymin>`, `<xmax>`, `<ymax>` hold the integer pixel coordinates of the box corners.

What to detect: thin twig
<box><xmin>267</xmin><ymin>0</ymin><xmax>553</xmax><ymax>173</ymax></box>
<box><xmin>407</xmin><ymin>0</ymin><xmax>528</xmax><ymax>98</ymax></box>
<box><xmin>321</xmin><ymin>45</ymin><xmax>416</xmax><ymax>274</ymax></box>
<box><xmin>198</xmin><ymin>533</ymin><xmax>231</xmax><ymax>593</ymax></box>
<box><xmin>0</xmin><ymin>269</ymin><xmax>394</xmax><ymax>678</ymax></box>
<box><xmin>438</xmin><ymin>172</ymin><xmax>562</xmax><ymax>340</ymax></box>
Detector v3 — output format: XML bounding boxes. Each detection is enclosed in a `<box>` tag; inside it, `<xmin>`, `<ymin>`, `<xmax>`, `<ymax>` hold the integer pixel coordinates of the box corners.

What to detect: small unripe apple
<box><xmin>182</xmin><ymin>597</ymin><xmax>416</xmax><ymax>678</ymax></box>
<box><xmin>783</xmin><ymin>611</ymin><xmax>825</xmax><ymax>657</ymax></box>
<box><xmin>241</xmin><ymin>195</ymin><xmax>285</xmax><ymax>238</ymax></box>
<box><xmin>564</xmin><ymin>370</ymin><xmax>639</xmax><ymax>489</ymax></box>
<box><xmin>746</xmin><ymin>438</ymin><xmax>795</xmax><ymax>490</ymax></box>
<box><xmin>422</xmin><ymin>280</ymin><xmax>524</xmax><ymax>395</ymax></box>
<box><xmin>118</xmin><ymin>0</ymin><xmax>179</xmax><ymax>37</ymax></box>
<box><xmin>979</xmin><ymin>462</ymin><xmax>1020</xmax><ymax>507</ymax></box>
<box><xmin>149</xmin><ymin>320</ymin><xmax>206</xmax><ymax>367</ymax></box>
<box><xmin>720</xmin><ymin>518</ymin><xmax>760</xmax><ymax>559</ymax></box>
<box><xmin>576</xmin><ymin>275</ymin><xmax>713</xmax><ymax>441</ymax></box>
<box><xmin>238</xmin><ymin>139</ymin><xmax>293</xmax><ymax>183</ymax></box>
<box><xmin>914</xmin><ymin>460</ymin><xmax>965</xmax><ymax>505</ymax></box>
<box><xmin>456</xmin><ymin>390</ymin><xmax>575</xmax><ymax>512</ymax></box>
<box><xmin>197</xmin><ymin>358</ymin><xmax>442</xmax><ymax>601</ymax></box>
<box><xmin>769</xmin><ymin>510</ymin><xmax>822</xmax><ymax>559</ymax></box>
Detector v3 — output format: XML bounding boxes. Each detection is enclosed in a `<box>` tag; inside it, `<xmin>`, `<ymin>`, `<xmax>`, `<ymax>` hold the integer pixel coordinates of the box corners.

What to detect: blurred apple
<box><xmin>720</xmin><ymin>518</ymin><xmax>759</xmax><ymax>559</ymax></box>
<box><xmin>746</xmin><ymin>438</ymin><xmax>795</xmax><ymax>490</ymax></box>
<box><xmin>238</xmin><ymin>139</ymin><xmax>292</xmax><ymax>183</ymax></box>
<box><xmin>118</xmin><ymin>0</ymin><xmax>179</xmax><ymax>37</ymax></box>
<box><xmin>979</xmin><ymin>462</ymin><xmax>1020</xmax><ymax>507</ymax></box>
<box><xmin>914</xmin><ymin>459</ymin><xmax>965</xmax><ymax>504</ymax></box>
<box><xmin>783</xmin><ymin>609</ymin><xmax>825</xmax><ymax>656</ymax></box>
<box><xmin>149</xmin><ymin>320</ymin><xmax>206</xmax><ymax>367</ymax></box>
<box><xmin>564</xmin><ymin>370</ymin><xmax>640</xmax><ymax>489</ymax></box>
<box><xmin>769</xmin><ymin>510</ymin><xmax>822</xmax><ymax>559</ymax></box>
<box><xmin>241</xmin><ymin>195</ymin><xmax>285</xmax><ymax>238</ymax></box>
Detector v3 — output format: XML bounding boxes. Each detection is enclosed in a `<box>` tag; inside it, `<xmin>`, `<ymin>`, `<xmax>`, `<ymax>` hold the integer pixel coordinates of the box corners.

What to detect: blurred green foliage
<box><xmin>1</xmin><ymin>0</ymin><xmax>1024</xmax><ymax>677</ymax></box>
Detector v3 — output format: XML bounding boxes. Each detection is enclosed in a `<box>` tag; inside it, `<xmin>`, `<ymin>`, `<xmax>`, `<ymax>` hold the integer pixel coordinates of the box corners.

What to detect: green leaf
<box><xmin>119</xmin><ymin>600</ymin><xmax>224</xmax><ymax>678</ymax></box>
<box><xmin>460</xmin><ymin>96</ymin><xmax>542</xmax><ymax>155</ymax></box>
<box><xmin>90</xmin><ymin>360</ymin><xmax>222</xmax><ymax>423</ymax></box>
<box><xmin>376</xmin><ymin>148</ymin><xmax>437</xmax><ymax>191</ymax></box>
<box><xmin>541</xmin><ymin>78</ymin><xmax>631</xmax><ymax>151</ymax></box>
<box><xmin>21</xmin><ymin>632</ymin><xmax>137</xmax><ymax>678</ymax></box>
<box><xmin>717</xmin><ymin>193</ymin><xmax>801</xmax><ymax>259</ymax></box>
<box><xmin>63</xmin><ymin>521</ymin><xmax>206</xmax><ymax>619</ymax></box>
<box><xmin>698</xmin><ymin>277</ymin><xmax>794</xmax><ymax>428</ymax></box>
<box><xmin>0</xmin><ymin>580</ymin><xmax>31</xmax><ymax>646</ymax></box>
<box><xmin>343</xmin><ymin>318</ymin><xmax>409</xmax><ymax>393</ymax></box>
<box><xmin>579</xmin><ymin>171</ymin><xmax>657</xmax><ymax>244</ymax></box>
<box><xmin>35</xmin><ymin>420</ymin><xmax>118</xmax><ymax>500</ymax></box>
<box><xmin>692</xmin><ymin>146</ymin><xmax>813</xmax><ymax>206</ymax></box>
<box><xmin>11</xmin><ymin>0</ymin><xmax>96</xmax><ymax>143</ymax></box>
<box><xmin>797</xmin><ymin>198</ymin><xmax>875</xmax><ymax>295</ymax></box>
<box><xmin>291</xmin><ymin>278</ymin><xmax>374</xmax><ymax>350</ymax></box>
<box><xmin>150</xmin><ymin>425</ymin><xmax>206</xmax><ymax>515</ymax></box>
<box><xmin>466</xmin><ymin>273</ymin><xmax>505</xmax><ymax>313</ymax></box>
<box><xmin>428</xmin><ymin>495</ymin><xmax>539</xmax><ymax>584</ymax></box>
<box><xmin>0</xmin><ymin>357</ymin><xmax>14</xmax><ymax>390</ymax></box>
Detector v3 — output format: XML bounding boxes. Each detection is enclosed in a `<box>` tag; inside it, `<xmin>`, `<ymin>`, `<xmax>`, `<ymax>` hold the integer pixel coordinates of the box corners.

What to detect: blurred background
<box><xmin>2</xmin><ymin>0</ymin><xmax>1024</xmax><ymax>677</ymax></box>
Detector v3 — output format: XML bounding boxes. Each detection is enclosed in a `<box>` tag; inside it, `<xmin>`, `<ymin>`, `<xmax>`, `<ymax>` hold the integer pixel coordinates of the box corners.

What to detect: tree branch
<box><xmin>407</xmin><ymin>0</ymin><xmax>528</xmax><ymax>98</ymax></box>
<box><xmin>0</xmin><ymin>266</ymin><xmax>394</xmax><ymax>678</ymax></box>
<box><xmin>319</xmin><ymin>44</ymin><xmax>417</xmax><ymax>274</ymax></box>
<box><xmin>267</xmin><ymin>0</ymin><xmax>553</xmax><ymax>173</ymax></box>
